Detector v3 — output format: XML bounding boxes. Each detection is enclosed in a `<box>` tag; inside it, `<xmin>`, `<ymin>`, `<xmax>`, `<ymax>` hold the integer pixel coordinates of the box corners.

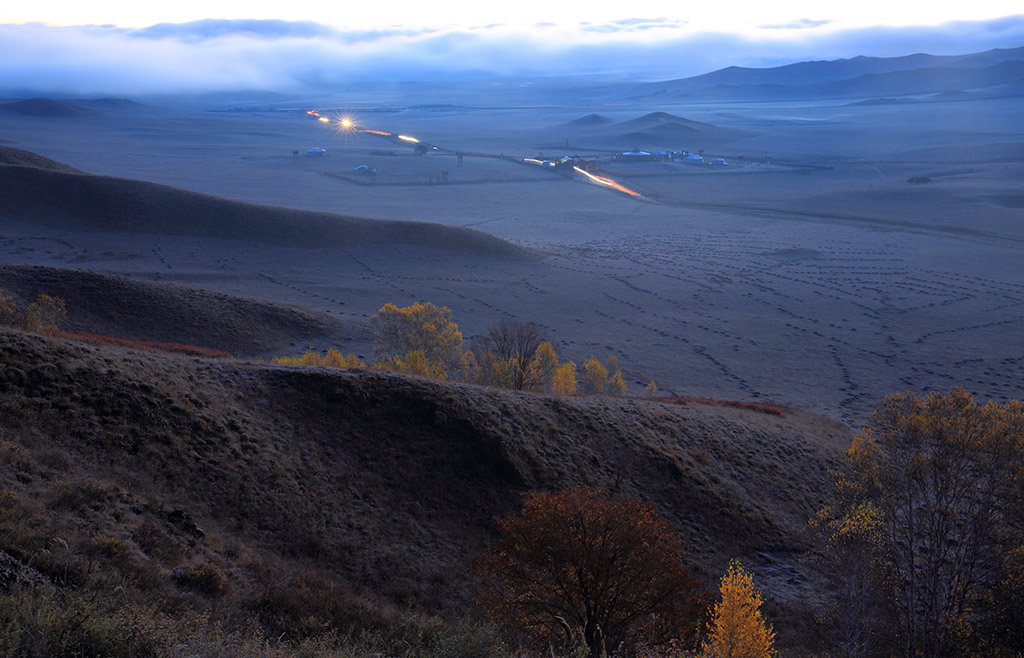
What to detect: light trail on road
<box><xmin>573</xmin><ymin>166</ymin><xmax>641</xmax><ymax>197</ymax></box>
<box><xmin>301</xmin><ymin>109</ymin><xmax>643</xmax><ymax>199</ymax></box>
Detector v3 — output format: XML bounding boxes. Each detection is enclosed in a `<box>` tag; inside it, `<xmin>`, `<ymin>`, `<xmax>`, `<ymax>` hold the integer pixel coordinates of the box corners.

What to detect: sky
<box><xmin>1</xmin><ymin>2</ymin><xmax>1023</xmax><ymax>96</ymax></box>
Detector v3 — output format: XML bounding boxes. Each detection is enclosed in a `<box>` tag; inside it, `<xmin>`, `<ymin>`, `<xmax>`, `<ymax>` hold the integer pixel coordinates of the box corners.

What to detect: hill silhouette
<box><xmin>556</xmin><ymin>111</ymin><xmax>749</xmax><ymax>149</ymax></box>
<box><xmin>567</xmin><ymin>113</ymin><xmax>614</xmax><ymax>126</ymax></box>
<box><xmin>0</xmin><ymin>158</ymin><xmax>535</xmax><ymax>259</ymax></box>
<box><xmin>0</xmin><ymin>97</ymin><xmax>100</xmax><ymax>117</ymax></box>
<box><xmin>633</xmin><ymin>46</ymin><xmax>1024</xmax><ymax>100</ymax></box>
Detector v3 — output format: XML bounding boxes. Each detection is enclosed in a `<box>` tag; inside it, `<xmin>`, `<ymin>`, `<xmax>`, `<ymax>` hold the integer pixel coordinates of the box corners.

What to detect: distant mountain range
<box><xmin>633</xmin><ymin>46</ymin><xmax>1024</xmax><ymax>102</ymax></box>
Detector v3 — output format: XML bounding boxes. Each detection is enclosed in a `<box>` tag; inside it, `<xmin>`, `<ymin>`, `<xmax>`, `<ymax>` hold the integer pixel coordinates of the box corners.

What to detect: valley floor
<box><xmin>1</xmin><ymin>95</ymin><xmax>1022</xmax><ymax>422</ymax></box>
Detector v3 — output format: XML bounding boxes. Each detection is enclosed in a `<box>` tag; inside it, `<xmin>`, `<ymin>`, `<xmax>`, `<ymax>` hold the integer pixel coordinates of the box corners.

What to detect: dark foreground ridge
<box><xmin>0</xmin><ymin>151</ymin><xmax>535</xmax><ymax>259</ymax></box>
<box><xmin>0</xmin><ymin>326</ymin><xmax>848</xmax><ymax>649</ymax></box>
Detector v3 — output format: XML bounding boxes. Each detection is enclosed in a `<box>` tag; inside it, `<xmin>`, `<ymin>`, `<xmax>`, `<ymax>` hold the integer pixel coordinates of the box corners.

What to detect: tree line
<box><xmin>276</xmin><ymin>301</ymin><xmax>643</xmax><ymax>395</ymax></box>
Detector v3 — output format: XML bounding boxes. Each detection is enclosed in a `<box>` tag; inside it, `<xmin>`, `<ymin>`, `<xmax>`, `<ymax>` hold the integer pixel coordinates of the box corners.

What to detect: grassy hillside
<box><xmin>0</xmin><ymin>160</ymin><xmax>534</xmax><ymax>259</ymax></box>
<box><xmin>0</xmin><ymin>264</ymin><xmax>340</xmax><ymax>356</ymax></box>
<box><xmin>0</xmin><ymin>145</ymin><xmax>85</xmax><ymax>174</ymax></box>
<box><xmin>0</xmin><ymin>325</ymin><xmax>848</xmax><ymax>653</ymax></box>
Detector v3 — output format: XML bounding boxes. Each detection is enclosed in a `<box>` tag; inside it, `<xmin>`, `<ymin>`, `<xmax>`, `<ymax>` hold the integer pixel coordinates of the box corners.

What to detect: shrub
<box><xmin>20</xmin><ymin>294</ymin><xmax>66</xmax><ymax>333</ymax></box>
<box><xmin>178</xmin><ymin>560</ymin><xmax>227</xmax><ymax>597</ymax></box>
<box><xmin>475</xmin><ymin>486</ymin><xmax>707</xmax><ymax>657</ymax></box>
<box><xmin>274</xmin><ymin>348</ymin><xmax>362</xmax><ymax>368</ymax></box>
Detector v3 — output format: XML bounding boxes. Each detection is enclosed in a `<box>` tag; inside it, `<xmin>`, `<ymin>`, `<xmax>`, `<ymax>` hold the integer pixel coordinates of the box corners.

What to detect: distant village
<box><xmin>523</xmin><ymin>148</ymin><xmax>728</xmax><ymax>173</ymax></box>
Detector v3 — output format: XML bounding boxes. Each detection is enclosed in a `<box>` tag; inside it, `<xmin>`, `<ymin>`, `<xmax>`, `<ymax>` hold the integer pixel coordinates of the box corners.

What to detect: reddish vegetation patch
<box><xmin>45</xmin><ymin>331</ymin><xmax>232</xmax><ymax>359</ymax></box>
<box><xmin>647</xmin><ymin>396</ymin><xmax>789</xmax><ymax>417</ymax></box>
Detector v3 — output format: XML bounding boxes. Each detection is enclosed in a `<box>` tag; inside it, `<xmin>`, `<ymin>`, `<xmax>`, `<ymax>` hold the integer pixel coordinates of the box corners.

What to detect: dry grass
<box><xmin>648</xmin><ymin>396</ymin><xmax>791</xmax><ymax>417</ymax></box>
<box><xmin>0</xmin><ymin>145</ymin><xmax>86</xmax><ymax>173</ymax></box>
<box><xmin>0</xmin><ymin>264</ymin><xmax>338</xmax><ymax>356</ymax></box>
<box><xmin>45</xmin><ymin>331</ymin><xmax>232</xmax><ymax>359</ymax></box>
<box><xmin>0</xmin><ymin>326</ymin><xmax>849</xmax><ymax>653</ymax></box>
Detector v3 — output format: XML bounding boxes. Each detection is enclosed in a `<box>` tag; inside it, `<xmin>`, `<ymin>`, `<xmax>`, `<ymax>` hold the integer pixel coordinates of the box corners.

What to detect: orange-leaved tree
<box><xmin>702</xmin><ymin>560</ymin><xmax>775</xmax><ymax>658</ymax></box>
<box><xmin>474</xmin><ymin>486</ymin><xmax>707</xmax><ymax>658</ymax></box>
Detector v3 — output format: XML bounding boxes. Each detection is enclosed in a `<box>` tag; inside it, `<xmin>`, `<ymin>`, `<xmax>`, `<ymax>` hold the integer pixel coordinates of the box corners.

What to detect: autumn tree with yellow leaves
<box><xmin>525</xmin><ymin>341</ymin><xmax>559</xmax><ymax>392</ymax></box>
<box><xmin>580</xmin><ymin>357</ymin><xmax>609</xmax><ymax>395</ymax></box>
<box><xmin>551</xmin><ymin>361</ymin><xmax>578</xmax><ymax>395</ymax></box>
<box><xmin>370</xmin><ymin>301</ymin><xmax>463</xmax><ymax>377</ymax></box>
<box><xmin>701</xmin><ymin>560</ymin><xmax>775</xmax><ymax>658</ymax></box>
<box><xmin>821</xmin><ymin>388</ymin><xmax>1024</xmax><ymax>658</ymax></box>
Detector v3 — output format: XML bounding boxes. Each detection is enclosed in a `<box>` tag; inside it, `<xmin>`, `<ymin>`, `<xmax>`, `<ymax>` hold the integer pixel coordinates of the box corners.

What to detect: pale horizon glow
<box><xmin>1</xmin><ymin>3</ymin><xmax>1023</xmax><ymax>97</ymax></box>
<box><xmin>4</xmin><ymin>1</ymin><xmax>1023</xmax><ymax>33</ymax></box>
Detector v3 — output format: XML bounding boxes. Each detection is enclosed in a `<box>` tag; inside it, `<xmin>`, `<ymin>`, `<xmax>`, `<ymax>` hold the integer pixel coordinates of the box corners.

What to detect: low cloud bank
<box><xmin>1</xmin><ymin>16</ymin><xmax>1022</xmax><ymax>97</ymax></box>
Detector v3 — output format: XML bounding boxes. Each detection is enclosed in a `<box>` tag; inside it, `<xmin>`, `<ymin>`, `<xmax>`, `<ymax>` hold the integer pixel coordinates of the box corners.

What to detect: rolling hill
<box><xmin>0</xmin><ymin>322</ymin><xmax>849</xmax><ymax>652</ymax></box>
<box><xmin>559</xmin><ymin>111</ymin><xmax>751</xmax><ymax>149</ymax></box>
<box><xmin>0</xmin><ymin>264</ymin><xmax>341</xmax><ymax>356</ymax></box>
<box><xmin>0</xmin><ymin>149</ymin><xmax>535</xmax><ymax>259</ymax></box>
<box><xmin>632</xmin><ymin>46</ymin><xmax>1024</xmax><ymax>101</ymax></box>
<box><xmin>0</xmin><ymin>98</ymin><xmax>101</xmax><ymax>118</ymax></box>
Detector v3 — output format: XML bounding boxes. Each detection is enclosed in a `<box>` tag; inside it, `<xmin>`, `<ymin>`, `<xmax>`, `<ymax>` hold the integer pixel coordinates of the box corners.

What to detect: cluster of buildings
<box><xmin>618</xmin><ymin>149</ymin><xmax>727</xmax><ymax>166</ymax></box>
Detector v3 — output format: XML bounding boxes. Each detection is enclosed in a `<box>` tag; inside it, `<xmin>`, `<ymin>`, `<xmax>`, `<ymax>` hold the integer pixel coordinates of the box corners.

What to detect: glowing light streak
<box><xmin>573</xmin><ymin>166</ymin><xmax>641</xmax><ymax>197</ymax></box>
<box><xmin>318</xmin><ymin>117</ymin><xmax>330</xmax><ymax>123</ymax></box>
<box><xmin>357</xmin><ymin>129</ymin><xmax>393</xmax><ymax>136</ymax></box>
<box><xmin>523</xmin><ymin>158</ymin><xmax>542</xmax><ymax>164</ymax></box>
<box><xmin>398</xmin><ymin>134</ymin><xmax>420</xmax><ymax>143</ymax></box>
